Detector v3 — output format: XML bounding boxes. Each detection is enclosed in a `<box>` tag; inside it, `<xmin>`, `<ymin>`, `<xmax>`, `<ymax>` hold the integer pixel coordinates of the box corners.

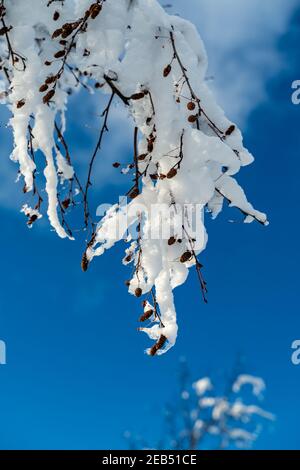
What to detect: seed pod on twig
<box><xmin>54</xmin><ymin>50</ymin><xmax>66</xmax><ymax>59</ymax></box>
<box><xmin>0</xmin><ymin>26</ymin><xmax>10</xmax><ymax>36</ymax></box>
<box><xmin>135</xmin><ymin>287</ymin><xmax>142</xmax><ymax>298</ymax></box>
<box><xmin>62</xmin><ymin>198</ymin><xmax>71</xmax><ymax>210</ymax></box>
<box><xmin>167</xmin><ymin>168</ymin><xmax>177</xmax><ymax>179</ymax></box>
<box><xmin>39</xmin><ymin>84</ymin><xmax>48</xmax><ymax>93</ymax></box>
<box><xmin>180</xmin><ymin>251</ymin><xmax>193</xmax><ymax>263</ymax></box>
<box><xmin>16</xmin><ymin>99</ymin><xmax>25</xmax><ymax>109</ymax></box>
<box><xmin>43</xmin><ymin>89</ymin><xmax>55</xmax><ymax>104</ymax></box>
<box><xmin>81</xmin><ymin>252</ymin><xmax>89</xmax><ymax>272</ymax></box>
<box><xmin>188</xmin><ymin>115</ymin><xmax>198</xmax><ymax>123</ymax></box>
<box><xmin>225</xmin><ymin>124</ymin><xmax>235</xmax><ymax>136</ymax></box>
<box><xmin>168</xmin><ymin>236</ymin><xmax>176</xmax><ymax>246</ymax></box>
<box><xmin>27</xmin><ymin>214</ymin><xmax>38</xmax><ymax>226</ymax></box>
<box><xmin>147</xmin><ymin>141</ymin><xmax>154</xmax><ymax>153</ymax></box>
<box><xmin>129</xmin><ymin>188</ymin><xmax>139</xmax><ymax>200</ymax></box>
<box><xmin>163</xmin><ymin>64</ymin><xmax>171</xmax><ymax>77</ymax></box>
<box><xmin>131</xmin><ymin>92</ymin><xmax>145</xmax><ymax>100</ymax></box>
<box><xmin>89</xmin><ymin>3</ymin><xmax>102</xmax><ymax>19</ymax></box>
<box><xmin>52</xmin><ymin>28</ymin><xmax>62</xmax><ymax>39</ymax></box>
<box><xmin>187</xmin><ymin>101</ymin><xmax>196</xmax><ymax>111</ymax></box>
<box><xmin>150</xmin><ymin>335</ymin><xmax>167</xmax><ymax>356</ymax></box>
<box><xmin>45</xmin><ymin>75</ymin><xmax>56</xmax><ymax>84</ymax></box>
<box><xmin>139</xmin><ymin>309</ymin><xmax>154</xmax><ymax>322</ymax></box>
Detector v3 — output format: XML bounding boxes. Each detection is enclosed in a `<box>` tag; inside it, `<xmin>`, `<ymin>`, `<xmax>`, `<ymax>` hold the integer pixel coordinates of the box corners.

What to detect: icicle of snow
<box><xmin>56</xmin><ymin>150</ymin><xmax>74</xmax><ymax>182</ymax></box>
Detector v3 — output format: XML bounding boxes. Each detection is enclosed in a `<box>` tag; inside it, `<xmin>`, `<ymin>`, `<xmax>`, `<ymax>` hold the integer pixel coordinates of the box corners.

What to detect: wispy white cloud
<box><xmin>164</xmin><ymin>0</ymin><xmax>298</xmax><ymax>123</ymax></box>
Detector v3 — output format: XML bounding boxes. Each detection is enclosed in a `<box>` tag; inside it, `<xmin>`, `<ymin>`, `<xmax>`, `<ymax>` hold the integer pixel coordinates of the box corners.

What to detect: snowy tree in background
<box><xmin>0</xmin><ymin>0</ymin><xmax>268</xmax><ymax>355</ymax></box>
<box><xmin>127</xmin><ymin>364</ymin><xmax>275</xmax><ymax>450</ymax></box>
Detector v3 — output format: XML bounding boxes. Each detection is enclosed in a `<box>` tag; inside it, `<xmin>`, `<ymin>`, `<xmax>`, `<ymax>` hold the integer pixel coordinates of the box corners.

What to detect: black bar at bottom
<box><xmin>0</xmin><ymin>450</ymin><xmax>299</xmax><ymax>466</ymax></box>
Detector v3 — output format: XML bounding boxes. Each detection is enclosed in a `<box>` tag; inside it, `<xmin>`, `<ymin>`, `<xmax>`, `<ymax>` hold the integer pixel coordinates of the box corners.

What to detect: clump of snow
<box><xmin>56</xmin><ymin>151</ymin><xmax>74</xmax><ymax>183</ymax></box>
<box><xmin>21</xmin><ymin>204</ymin><xmax>42</xmax><ymax>227</ymax></box>
<box><xmin>193</xmin><ymin>377</ymin><xmax>213</xmax><ymax>396</ymax></box>
<box><xmin>233</xmin><ymin>374</ymin><xmax>266</xmax><ymax>397</ymax></box>
<box><xmin>194</xmin><ymin>374</ymin><xmax>274</xmax><ymax>448</ymax></box>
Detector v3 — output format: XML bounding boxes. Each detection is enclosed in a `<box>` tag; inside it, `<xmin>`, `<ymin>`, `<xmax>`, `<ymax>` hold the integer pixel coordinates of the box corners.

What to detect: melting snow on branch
<box><xmin>0</xmin><ymin>0</ymin><xmax>268</xmax><ymax>355</ymax></box>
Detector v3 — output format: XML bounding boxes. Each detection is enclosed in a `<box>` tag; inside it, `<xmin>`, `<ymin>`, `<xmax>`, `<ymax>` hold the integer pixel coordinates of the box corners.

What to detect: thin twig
<box><xmin>83</xmin><ymin>92</ymin><xmax>115</xmax><ymax>228</ymax></box>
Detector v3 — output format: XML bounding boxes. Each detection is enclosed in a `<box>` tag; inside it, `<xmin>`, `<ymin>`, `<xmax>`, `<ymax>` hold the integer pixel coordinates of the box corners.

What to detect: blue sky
<box><xmin>0</xmin><ymin>1</ymin><xmax>299</xmax><ymax>450</ymax></box>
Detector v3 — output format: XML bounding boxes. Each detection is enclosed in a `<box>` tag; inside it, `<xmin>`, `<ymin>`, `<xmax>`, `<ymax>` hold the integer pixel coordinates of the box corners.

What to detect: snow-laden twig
<box><xmin>0</xmin><ymin>0</ymin><xmax>268</xmax><ymax>355</ymax></box>
<box><xmin>127</xmin><ymin>364</ymin><xmax>275</xmax><ymax>450</ymax></box>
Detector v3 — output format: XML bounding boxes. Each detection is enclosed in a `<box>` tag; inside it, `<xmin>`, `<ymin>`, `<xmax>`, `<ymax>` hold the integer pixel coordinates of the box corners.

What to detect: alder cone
<box><xmin>53</xmin><ymin>11</ymin><xmax>60</xmax><ymax>21</ymax></box>
<box><xmin>90</xmin><ymin>3</ymin><xmax>102</xmax><ymax>19</ymax></box>
<box><xmin>167</xmin><ymin>168</ymin><xmax>177</xmax><ymax>179</ymax></box>
<box><xmin>81</xmin><ymin>252</ymin><xmax>89</xmax><ymax>272</ymax></box>
<box><xmin>135</xmin><ymin>287</ymin><xmax>143</xmax><ymax>298</ymax></box>
<box><xmin>45</xmin><ymin>75</ymin><xmax>56</xmax><ymax>84</ymax></box>
<box><xmin>16</xmin><ymin>99</ymin><xmax>25</xmax><ymax>109</ymax></box>
<box><xmin>188</xmin><ymin>114</ymin><xmax>197</xmax><ymax>123</ymax></box>
<box><xmin>131</xmin><ymin>92</ymin><xmax>145</xmax><ymax>100</ymax></box>
<box><xmin>187</xmin><ymin>101</ymin><xmax>196</xmax><ymax>111</ymax></box>
<box><xmin>150</xmin><ymin>335</ymin><xmax>167</xmax><ymax>356</ymax></box>
<box><xmin>180</xmin><ymin>251</ymin><xmax>192</xmax><ymax>263</ymax></box>
<box><xmin>27</xmin><ymin>214</ymin><xmax>38</xmax><ymax>226</ymax></box>
<box><xmin>129</xmin><ymin>188</ymin><xmax>139</xmax><ymax>199</ymax></box>
<box><xmin>62</xmin><ymin>198</ymin><xmax>70</xmax><ymax>209</ymax></box>
<box><xmin>225</xmin><ymin>124</ymin><xmax>235</xmax><ymax>136</ymax></box>
<box><xmin>168</xmin><ymin>236</ymin><xmax>176</xmax><ymax>246</ymax></box>
<box><xmin>163</xmin><ymin>64</ymin><xmax>172</xmax><ymax>77</ymax></box>
<box><xmin>43</xmin><ymin>89</ymin><xmax>55</xmax><ymax>104</ymax></box>
<box><xmin>39</xmin><ymin>84</ymin><xmax>48</xmax><ymax>92</ymax></box>
<box><xmin>61</xmin><ymin>30</ymin><xmax>72</xmax><ymax>39</ymax></box>
<box><xmin>61</xmin><ymin>24</ymin><xmax>74</xmax><ymax>38</ymax></box>
<box><xmin>52</xmin><ymin>28</ymin><xmax>62</xmax><ymax>39</ymax></box>
<box><xmin>54</xmin><ymin>50</ymin><xmax>66</xmax><ymax>59</ymax></box>
<box><xmin>139</xmin><ymin>309</ymin><xmax>154</xmax><ymax>322</ymax></box>
<box><xmin>0</xmin><ymin>26</ymin><xmax>10</xmax><ymax>36</ymax></box>
<box><xmin>147</xmin><ymin>141</ymin><xmax>154</xmax><ymax>153</ymax></box>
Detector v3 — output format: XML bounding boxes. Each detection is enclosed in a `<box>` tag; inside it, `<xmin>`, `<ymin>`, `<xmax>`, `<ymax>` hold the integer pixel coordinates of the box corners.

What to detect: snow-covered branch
<box><xmin>0</xmin><ymin>0</ymin><xmax>268</xmax><ymax>355</ymax></box>
<box><xmin>127</xmin><ymin>364</ymin><xmax>275</xmax><ymax>450</ymax></box>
